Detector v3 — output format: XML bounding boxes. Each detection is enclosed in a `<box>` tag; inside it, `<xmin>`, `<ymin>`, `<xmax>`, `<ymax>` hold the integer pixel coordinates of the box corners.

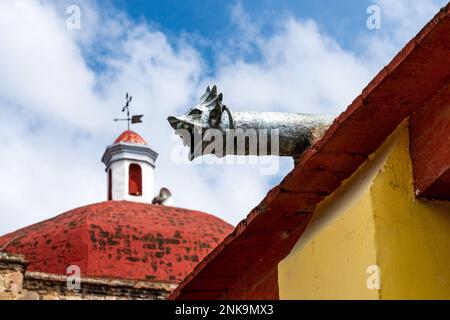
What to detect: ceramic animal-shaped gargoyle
<box><xmin>168</xmin><ymin>85</ymin><xmax>334</xmax><ymax>161</ymax></box>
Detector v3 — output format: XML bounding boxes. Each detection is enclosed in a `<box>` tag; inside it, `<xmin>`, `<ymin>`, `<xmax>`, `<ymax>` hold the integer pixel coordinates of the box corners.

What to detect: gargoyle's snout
<box><xmin>167</xmin><ymin>115</ymin><xmax>200</xmax><ymax>161</ymax></box>
<box><xmin>167</xmin><ymin>116</ymin><xmax>180</xmax><ymax>130</ymax></box>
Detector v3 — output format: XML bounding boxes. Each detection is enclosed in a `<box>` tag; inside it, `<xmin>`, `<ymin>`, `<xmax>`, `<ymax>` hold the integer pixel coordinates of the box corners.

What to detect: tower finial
<box><xmin>114</xmin><ymin>93</ymin><xmax>143</xmax><ymax>130</ymax></box>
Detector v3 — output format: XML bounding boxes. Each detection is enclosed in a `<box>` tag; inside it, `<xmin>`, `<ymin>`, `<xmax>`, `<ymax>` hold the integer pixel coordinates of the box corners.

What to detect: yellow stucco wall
<box><xmin>278</xmin><ymin>188</ymin><xmax>378</xmax><ymax>299</ymax></box>
<box><xmin>371</xmin><ymin>124</ymin><xmax>450</xmax><ymax>299</ymax></box>
<box><xmin>279</xmin><ymin>122</ymin><xmax>450</xmax><ymax>299</ymax></box>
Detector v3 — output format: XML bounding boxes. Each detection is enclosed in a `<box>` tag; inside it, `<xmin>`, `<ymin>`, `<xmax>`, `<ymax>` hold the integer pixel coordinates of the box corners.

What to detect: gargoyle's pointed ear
<box><xmin>211</xmin><ymin>85</ymin><xmax>217</xmax><ymax>97</ymax></box>
<box><xmin>200</xmin><ymin>86</ymin><xmax>212</xmax><ymax>103</ymax></box>
<box><xmin>208</xmin><ymin>97</ymin><xmax>223</xmax><ymax>128</ymax></box>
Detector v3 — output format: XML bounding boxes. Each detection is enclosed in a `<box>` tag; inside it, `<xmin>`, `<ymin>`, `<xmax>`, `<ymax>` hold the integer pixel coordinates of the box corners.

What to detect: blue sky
<box><xmin>0</xmin><ymin>0</ymin><xmax>447</xmax><ymax>234</ymax></box>
<box><xmin>107</xmin><ymin>0</ymin><xmax>374</xmax><ymax>65</ymax></box>
<box><xmin>112</xmin><ymin>0</ymin><xmax>370</xmax><ymax>38</ymax></box>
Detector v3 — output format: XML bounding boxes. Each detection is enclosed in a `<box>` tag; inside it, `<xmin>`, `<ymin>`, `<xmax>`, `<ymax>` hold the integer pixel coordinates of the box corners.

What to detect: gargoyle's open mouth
<box><xmin>168</xmin><ymin>116</ymin><xmax>204</xmax><ymax>161</ymax></box>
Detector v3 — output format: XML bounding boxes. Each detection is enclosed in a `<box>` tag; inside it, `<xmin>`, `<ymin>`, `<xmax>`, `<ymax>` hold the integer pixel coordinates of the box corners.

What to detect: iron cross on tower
<box><xmin>114</xmin><ymin>93</ymin><xmax>144</xmax><ymax>130</ymax></box>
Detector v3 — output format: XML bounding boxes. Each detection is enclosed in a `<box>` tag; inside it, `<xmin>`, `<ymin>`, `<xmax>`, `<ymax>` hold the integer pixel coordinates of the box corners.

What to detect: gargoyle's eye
<box><xmin>188</xmin><ymin>109</ymin><xmax>202</xmax><ymax>116</ymax></box>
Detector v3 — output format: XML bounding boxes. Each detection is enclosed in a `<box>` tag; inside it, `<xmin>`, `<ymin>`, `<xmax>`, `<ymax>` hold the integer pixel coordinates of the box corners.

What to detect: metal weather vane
<box><xmin>114</xmin><ymin>93</ymin><xmax>144</xmax><ymax>130</ymax></box>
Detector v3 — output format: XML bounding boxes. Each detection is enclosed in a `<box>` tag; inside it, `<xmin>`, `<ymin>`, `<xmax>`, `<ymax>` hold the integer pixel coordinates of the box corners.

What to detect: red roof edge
<box><xmin>171</xmin><ymin>3</ymin><xmax>450</xmax><ymax>300</ymax></box>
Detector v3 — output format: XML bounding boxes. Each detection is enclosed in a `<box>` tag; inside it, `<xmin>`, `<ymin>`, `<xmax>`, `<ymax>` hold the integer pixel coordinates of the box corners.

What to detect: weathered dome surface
<box><xmin>0</xmin><ymin>201</ymin><xmax>233</xmax><ymax>283</ymax></box>
<box><xmin>114</xmin><ymin>130</ymin><xmax>147</xmax><ymax>145</ymax></box>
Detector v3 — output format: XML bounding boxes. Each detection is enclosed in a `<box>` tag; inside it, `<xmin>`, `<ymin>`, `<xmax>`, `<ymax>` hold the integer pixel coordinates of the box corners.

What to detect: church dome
<box><xmin>114</xmin><ymin>130</ymin><xmax>147</xmax><ymax>145</ymax></box>
<box><xmin>0</xmin><ymin>201</ymin><xmax>233</xmax><ymax>283</ymax></box>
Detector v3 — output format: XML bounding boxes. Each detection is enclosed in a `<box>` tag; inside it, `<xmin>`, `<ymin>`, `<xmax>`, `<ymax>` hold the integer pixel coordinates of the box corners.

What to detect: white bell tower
<box><xmin>101</xmin><ymin>130</ymin><xmax>158</xmax><ymax>203</ymax></box>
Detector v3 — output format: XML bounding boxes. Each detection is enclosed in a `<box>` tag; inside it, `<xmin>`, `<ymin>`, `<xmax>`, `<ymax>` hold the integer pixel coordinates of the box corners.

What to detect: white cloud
<box><xmin>0</xmin><ymin>0</ymin><xmax>445</xmax><ymax>234</ymax></box>
<box><xmin>0</xmin><ymin>1</ymin><xmax>102</xmax><ymax>129</ymax></box>
<box><xmin>212</xmin><ymin>18</ymin><xmax>371</xmax><ymax>115</ymax></box>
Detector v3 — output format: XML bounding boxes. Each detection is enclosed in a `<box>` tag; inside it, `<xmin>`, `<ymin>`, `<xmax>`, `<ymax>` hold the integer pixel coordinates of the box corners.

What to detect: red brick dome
<box><xmin>0</xmin><ymin>201</ymin><xmax>233</xmax><ymax>283</ymax></box>
<box><xmin>114</xmin><ymin>130</ymin><xmax>147</xmax><ymax>145</ymax></box>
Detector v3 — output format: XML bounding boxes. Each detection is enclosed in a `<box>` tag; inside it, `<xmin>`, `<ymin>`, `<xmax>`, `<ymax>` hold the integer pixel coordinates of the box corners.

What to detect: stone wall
<box><xmin>0</xmin><ymin>252</ymin><xmax>38</xmax><ymax>299</ymax></box>
<box><xmin>23</xmin><ymin>272</ymin><xmax>176</xmax><ymax>300</ymax></box>
<box><xmin>0</xmin><ymin>252</ymin><xmax>176</xmax><ymax>300</ymax></box>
